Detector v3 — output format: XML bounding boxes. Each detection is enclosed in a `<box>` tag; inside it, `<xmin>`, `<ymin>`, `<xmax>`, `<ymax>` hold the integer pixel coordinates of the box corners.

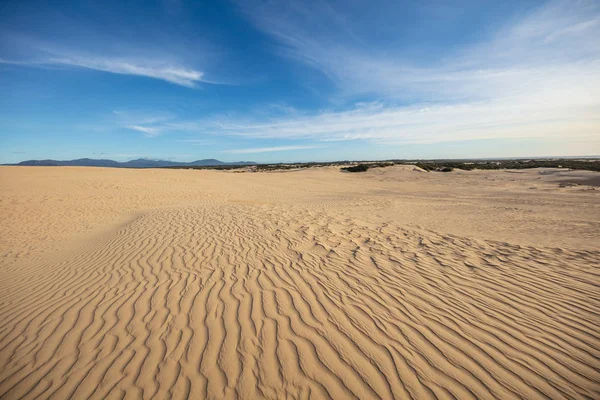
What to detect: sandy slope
<box><xmin>0</xmin><ymin>166</ymin><xmax>599</xmax><ymax>399</ymax></box>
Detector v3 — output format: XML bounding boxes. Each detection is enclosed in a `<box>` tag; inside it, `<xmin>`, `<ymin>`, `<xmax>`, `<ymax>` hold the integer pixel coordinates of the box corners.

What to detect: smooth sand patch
<box><xmin>1</xmin><ymin>166</ymin><xmax>599</xmax><ymax>399</ymax></box>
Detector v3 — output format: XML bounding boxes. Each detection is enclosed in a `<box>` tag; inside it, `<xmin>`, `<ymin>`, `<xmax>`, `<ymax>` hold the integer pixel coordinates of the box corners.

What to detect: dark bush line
<box><xmin>341</xmin><ymin>164</ymin><xmax>370</xmax><ymax>172</ymax></box>
<box><xmin>341</xmin><ymin>159</ymin><xmax>600</xmax><ymax>174</ymax></box>
<box><xmin>166</xmin><ymin>162</ymin><xmax>346</xmax><ymax>172</ymax></box>
<box><xmin>341</xmin><ymin>163</ymin><xmax>394</xmax><ymax>172</ymax></box>
<box><xmin>413</xmin><ymin>159</ymin><xmax>600</xmax><ymax>172</ymax></box>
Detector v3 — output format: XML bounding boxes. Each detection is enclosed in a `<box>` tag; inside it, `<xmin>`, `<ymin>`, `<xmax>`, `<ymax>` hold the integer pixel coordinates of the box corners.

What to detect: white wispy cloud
<box><xmin>51</xmin><ymin>56</ymin><xmax>206</xmax><ymax>87</ymax></box>
<box><xmin>238</xmin><ymin>0</ymin><xmax>600</xmax><ymax>102</ymax></box>
<box><xmin>129</xmin><ymin>89</ymin><xmax>599</xmax><ymax>145</ymax></box>
<box><xmin>112</xmin><ymin>111</ymin><xmax>175</xmax><ymax>137</ymax></box>
<box><xmin>0</xmin><ymin>18</ymin><xmax>215</xmax><ymax>88</ymax></box>
<box><xmin>223</xmin><ymin>145</ymin><xmax>324</xmax><ymax>154</ymax></box>
<box><xmin>186</xmin><ymin>98</ymin><xmax>597</xmax><ymax>145</ymax></box>
<box><xmin>0</xmin><ymin>55</ymin><xmax>207</xmax><ymax>87</ymax></box>
<box><xmin>127</xmin><ymin>125</ymin><xmax>163</xmax><ymax>137</ymax></box>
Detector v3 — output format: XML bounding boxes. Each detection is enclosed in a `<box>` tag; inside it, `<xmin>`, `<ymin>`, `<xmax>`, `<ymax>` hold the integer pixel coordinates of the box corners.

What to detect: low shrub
<box><xmin>341</xmin><ymin>164</ymin><xmax>370</xmax><ymax>172</ymax></box>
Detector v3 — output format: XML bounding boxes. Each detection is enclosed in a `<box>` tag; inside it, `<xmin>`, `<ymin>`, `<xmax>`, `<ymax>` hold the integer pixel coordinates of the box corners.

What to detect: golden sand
<box><xmin>0</xmin><ymin>165</ymin><xmax>598</xmax><ymax>399</ymax></box>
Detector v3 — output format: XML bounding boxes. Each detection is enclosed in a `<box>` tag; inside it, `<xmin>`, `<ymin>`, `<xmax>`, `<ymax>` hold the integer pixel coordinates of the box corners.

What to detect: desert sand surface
<box><xmin>0</xmin><ymin>165</ymin><xmax>599</xmax><ymax>399</ymax></box>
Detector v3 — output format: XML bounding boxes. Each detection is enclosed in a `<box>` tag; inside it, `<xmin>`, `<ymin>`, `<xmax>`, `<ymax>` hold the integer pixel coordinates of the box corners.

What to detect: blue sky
<box><xmin>1</xmin><ymin>0</ymin><xmax>599</xmax><ymax>163</ymax></box>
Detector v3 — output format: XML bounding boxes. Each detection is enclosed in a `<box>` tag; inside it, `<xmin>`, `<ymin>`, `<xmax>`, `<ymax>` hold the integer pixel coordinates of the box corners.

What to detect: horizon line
<box><xmin>4</xmin><ymin>154</ymin><xmax>600</xmax><ymax>167</ymax></box>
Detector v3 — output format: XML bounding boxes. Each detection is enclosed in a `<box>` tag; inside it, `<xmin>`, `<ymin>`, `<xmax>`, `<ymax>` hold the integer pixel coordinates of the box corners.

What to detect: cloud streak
<box><xmin>0</xmin><ymin>4</ymin><xmax>216</xmax><ymax>89</ymax></box>
<box><xmin>239</xmin><ymin>0</ymin><xmax>600</xmax><ymax>102</ymax></box>
<box><xmin>127</xmin><ymin>88</ymin><xmax>599</xmax><ymax>145</ymax></box>
<box><xmin>192</xmin><ymin>98</ymin><xmax>598</xmax><ymax>144</ymax></box>
<box><xmin>51</xmin><ymin>57</ymin><xmax>206</xmax><ymax>87</ymax></box>
<box><xmin>0</xmin><ymin>55</ymin><xmax>208</xmax><ymax>87</ymax></box>
<box><xmin>127</xmin><ymin>125</ymin><xmax>163</xmax><ymax>137</ymax></box>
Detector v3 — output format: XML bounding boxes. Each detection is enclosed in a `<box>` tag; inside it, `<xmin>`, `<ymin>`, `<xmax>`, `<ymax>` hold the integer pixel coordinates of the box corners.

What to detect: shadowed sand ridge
<box><xmin>0</xmin><ymin>166</ymin><xmax>599</xmax><ymax>399</ymax></box>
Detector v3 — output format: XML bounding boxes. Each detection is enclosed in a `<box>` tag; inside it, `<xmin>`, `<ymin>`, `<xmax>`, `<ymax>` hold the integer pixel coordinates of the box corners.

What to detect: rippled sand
<box><xmin>1</xmin><ymin>166</ymin><xmax>598</xmax><ymax>399</ymax></box>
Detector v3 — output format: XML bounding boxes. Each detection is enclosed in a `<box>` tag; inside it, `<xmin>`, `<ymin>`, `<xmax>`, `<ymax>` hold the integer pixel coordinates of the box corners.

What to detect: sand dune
<box><xmin>0</xmin><ymin>166</ymin><xmax>599</xmax><ymax>399</ymax></box>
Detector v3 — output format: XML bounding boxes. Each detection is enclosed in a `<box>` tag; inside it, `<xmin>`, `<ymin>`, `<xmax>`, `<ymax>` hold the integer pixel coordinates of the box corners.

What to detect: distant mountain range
<box><xmin>8</xmin><ymin>158</ymin><xmax>256</xmax><ymax>168</ymax></box>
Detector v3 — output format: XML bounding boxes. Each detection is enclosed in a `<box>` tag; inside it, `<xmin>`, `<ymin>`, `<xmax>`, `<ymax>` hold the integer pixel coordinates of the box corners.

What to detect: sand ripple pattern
<box><xmin>0</xmin><ymin>204</ymin><xmax>599</xmax><ymax>399</ymax></box>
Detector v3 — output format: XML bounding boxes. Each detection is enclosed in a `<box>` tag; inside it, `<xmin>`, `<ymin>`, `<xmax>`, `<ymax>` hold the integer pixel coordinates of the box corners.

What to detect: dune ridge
<box><xmin>0</xmin><ymin>166</ymin><xmax>599</xmax><ymax>399</ymax></box>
